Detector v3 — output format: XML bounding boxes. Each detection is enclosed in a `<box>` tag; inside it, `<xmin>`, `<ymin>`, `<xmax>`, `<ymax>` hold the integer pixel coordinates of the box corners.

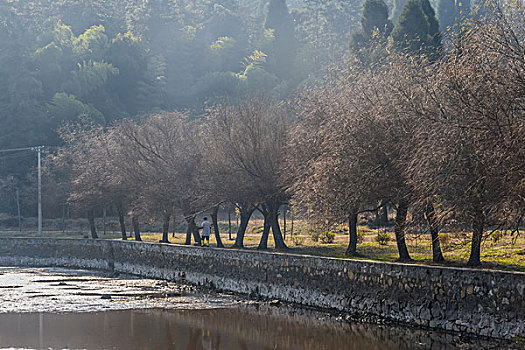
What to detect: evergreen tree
<box><xmin>438</xmin><ymin>0</ymin><xmax>456</xmax><ymax>32</ymax></box>
<box><xmin>264</xmin><ymin>0</ymin><xmax>298</xmax><ymax>79</ymax></box>
<box><xmin>391</xmin><ymin>0</ymin><xmax>441</xmax><ymax>55</ymax></box>
<box><xmin>361</xmin><ymin>0</ymin><xmax>393</xmax><ymax>36</ymax></box>
<box><xmin>421</xmin><ymin>0</ymin><xmax>441</xmax><ymax>49</ymax></box>
<box><xmin>350</xmin><ymin>0</ymin><xmax>392</xmax><ymax>63</ymax></box>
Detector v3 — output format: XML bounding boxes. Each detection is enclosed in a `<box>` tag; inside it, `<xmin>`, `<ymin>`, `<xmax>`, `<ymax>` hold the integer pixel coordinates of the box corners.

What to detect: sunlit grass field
<box><xmin>1</xmin><ymin>218</ymin><xmax>524</xmax><ymax>272</ymax></box>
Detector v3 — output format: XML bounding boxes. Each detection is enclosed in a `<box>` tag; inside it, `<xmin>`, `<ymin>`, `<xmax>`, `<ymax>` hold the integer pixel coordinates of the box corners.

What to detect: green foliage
<box><xmin>361</xmin><ymin>0</ymin><xmax>393</xmax><ymax>36</ymax></box>
<box><xmin>73</xmin><ymin>25</ymin><xmax>109</xmax><ymax>61</ymax></box>
<box><xmin>376</xmin><ymin>232</ymin><xmax>391</xmax><ymax>245</ymax></box>
<box><xmin>62</xmin><ymin>60</ymin><xmax>119</xmax><ymax>99</ymax></box>
<box><xmin>46</xmin><ymin>93</ymin><xmax>104</xmax><ymax>126</ymax></box>
<box><xmin>292</xmin><ymin>235</ymin><xmax>306</xmax><ymax>245</ymax></box>
<box><xmin>391</xmin><ymin>0</ymin><xmax>442</xmax><ymax>55</ymax></box>
<box><xmin>264</xmin><ymin>0</ymin><xmax>298</xmax><ymax>79</ymax></box>
<box><xmin>136</xmin><ymin>55</ymin><xmax>167</xmax><ymax>112</ymax></box>
<box><xmin>208</xmin><ymin>36</ymin><xmax>242</xmax><ymax>72</ymax></box>
<box><xmin>243</xmin><ymin>65</ymin><xmax>280</xmax><ymax>92</ymax></box>
<box><xmin>492</xmin><ymin>230</ymin><xmax>504</xmax><ymax>244</ymax></box>
<box><xmin>421</xmin><ymin>0</ymin><xmax>441</xmax><ymax>48</ymax></box>
<box><xmin>320</xmin><ymin>231</ymin><xmax>336</xmax><ymax>244</ymax></box>
<box><xmin>350</xmin><ymin>0</ymin><xmax>392</xmax><ymax>64</ymax></box>
<box><xmin>191</xmin><ymin>72</ymin><xmax>246</xmax><ymax>106</ymax></box>
<box><xmin>0</xmin><ymin>0</ymin><xmax>363</xmax><ymax>216</ymax></box>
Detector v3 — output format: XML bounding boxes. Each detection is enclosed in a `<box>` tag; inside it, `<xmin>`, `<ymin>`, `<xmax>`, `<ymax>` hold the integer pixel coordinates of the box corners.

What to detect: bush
<box><xmin>492</xmin><ymin>230</ymin><xmax>504</xmax><ymax>243</ymax></box>
<box><xmin>320</xmin><ymin>231</ymin><xmax>336</xmax><ymax>244</ymax></box>
<box><xmin>310</xmin><ymin>231</ymin><xmax>321</xmax><ymax>242</ymax></box>
<box><xmin>375</xmin><ymin>232</ymin><xmax>391</xmax><ymax>246</ymax></box>
<box><xmin>292</xmin><ymin>235</ymin><xmax>305</xmax><ymax>246</ymax></box>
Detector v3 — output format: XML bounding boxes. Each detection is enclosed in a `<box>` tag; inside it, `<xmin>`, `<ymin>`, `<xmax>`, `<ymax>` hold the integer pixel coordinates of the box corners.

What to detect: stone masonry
<box><xmin>0</xmin><ymin>238</ymin><xmax>523</xmax><ymax>339</ymax></box>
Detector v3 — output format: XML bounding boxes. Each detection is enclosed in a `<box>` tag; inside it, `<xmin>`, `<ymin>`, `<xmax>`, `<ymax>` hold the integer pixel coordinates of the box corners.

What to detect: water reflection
<box><xmin>0</xmin><ymin>308</ymin><xmax>512</xmax><ymax>350</ymax></box>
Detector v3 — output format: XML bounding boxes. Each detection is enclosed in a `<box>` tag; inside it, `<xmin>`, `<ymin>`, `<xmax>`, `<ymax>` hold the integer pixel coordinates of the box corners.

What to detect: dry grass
<box><xmin>2</xmin><ymin>219</ymin><xmax>524</xmax><ymax>272</ymax></box>
<box><xmin>137</xmin><ymin>220</ymin><xmax>525</xmax><ymax>272</ymax></box>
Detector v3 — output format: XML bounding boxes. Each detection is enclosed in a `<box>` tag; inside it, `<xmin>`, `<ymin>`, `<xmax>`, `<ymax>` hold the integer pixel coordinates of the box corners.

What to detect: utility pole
<box><xmin>31</xmin><ymin>146</ymin><xmax>44</xmax><ymax>236</ymax></box>
<box><xmin>0</xmin><ymin>146</ymin><xmax>45</xmax><ymax>235</ymax></box>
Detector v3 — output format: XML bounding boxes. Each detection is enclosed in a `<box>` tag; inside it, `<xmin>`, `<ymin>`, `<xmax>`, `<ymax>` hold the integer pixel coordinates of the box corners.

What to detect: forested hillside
<box><xmin>0</xmin><ymin>0</ymin><xmax>363</xmax><ymax>215</ymax></box>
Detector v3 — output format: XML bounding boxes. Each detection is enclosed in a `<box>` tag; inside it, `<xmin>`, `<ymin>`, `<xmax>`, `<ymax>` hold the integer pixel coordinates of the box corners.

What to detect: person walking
<box><xmin>200</xmin><ymin>217</ymin><xmax>212</xmax><ymax>247</ymax></box>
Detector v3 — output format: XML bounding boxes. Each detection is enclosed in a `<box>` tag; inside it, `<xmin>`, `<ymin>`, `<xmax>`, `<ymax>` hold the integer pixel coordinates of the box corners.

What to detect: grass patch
<box><xmin>1</xmin><ymin>219</ymin><xmax>524</xmax><ymax>272</ymax></box>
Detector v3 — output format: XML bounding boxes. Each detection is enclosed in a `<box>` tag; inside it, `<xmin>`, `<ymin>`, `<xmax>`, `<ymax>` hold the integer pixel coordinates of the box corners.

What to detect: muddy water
<box><xmin>0</xmin><ymin>268</ymin><xmax>516</xmax><ymax>350</ymax></box>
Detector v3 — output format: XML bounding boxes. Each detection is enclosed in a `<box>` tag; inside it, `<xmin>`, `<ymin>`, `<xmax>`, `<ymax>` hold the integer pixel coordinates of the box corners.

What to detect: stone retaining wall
<box><xmin>0</xmin><ymin>238</ymin><xmax>523</xmax><ymax>339</ymax></box>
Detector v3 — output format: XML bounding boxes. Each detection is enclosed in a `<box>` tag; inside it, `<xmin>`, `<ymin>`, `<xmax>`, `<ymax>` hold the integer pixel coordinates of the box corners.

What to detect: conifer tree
<box><xmin>421</xmin><ymin>0</ymin><xmax>441</xmax><ymax>49</ymax></box>
<box><xmin>361</xmin><ymin>0</ymin><xmax>393</xmax><ymax>36</ymax></box>
<box><xmin>391</xmin><ymin>0</ymin><xmax>441</xmax><ymax>55</ymax></box>
<box><xmin>350</xmin><ymin>0</ymin><xmax>392</xmax><ymax>63</ymax></box>
<box><xmin>264</xmin><ymin>0</ymin><xmax>298</xmax><ymax>79</ymax></box>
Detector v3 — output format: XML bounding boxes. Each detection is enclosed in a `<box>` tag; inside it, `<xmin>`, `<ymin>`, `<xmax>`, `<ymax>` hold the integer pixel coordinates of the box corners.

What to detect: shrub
<box><xmin>375</xmin><ymin>232</ymin><xmax>391</xmax><ymax>245</ymax></box>
<box><xmin>292</xmin><ymin>236</ymin><xmax>305</xmax><ymax>246</ymax></box>
<box><xmin>320</xmin><ymin>231</ymin><xmax>336</xmax><ymax>244</ymax></box>
<box><xmin>492</xmin><ymin>230</ymin><xmax>504</xmax><ymax>244</ymax></box>
<box><xmin>310</xmin><ymin>231</ymin><xmax>321</xmax><ymax>242</ymax></box>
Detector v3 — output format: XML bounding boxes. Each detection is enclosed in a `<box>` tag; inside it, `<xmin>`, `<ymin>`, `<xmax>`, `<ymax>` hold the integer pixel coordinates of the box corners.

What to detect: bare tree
<box><xmin>115</xmin><ymin>113</ymin><xmax>208</xmax><ymax>245</ymax></box>
<box><xmin>203</xmin><ymin>96</ymin><xmax>290</xmax><ymax>250</ymax></box>
<box><xmin>289</xmin><ymin>56</ymin><xmax>433</xmax><ymax>261</ymax></box>
<box><xmin>410</xmin><ymin>1</ymin><xmax>525</xmax><ymax>265</ymax></box>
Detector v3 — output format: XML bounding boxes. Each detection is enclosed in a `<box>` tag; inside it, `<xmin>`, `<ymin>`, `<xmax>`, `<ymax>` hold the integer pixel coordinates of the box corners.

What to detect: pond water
<box><xmin>0</xmin><ymin>267</ymin><xmax>515</xmax><ymax>350</ymax></box>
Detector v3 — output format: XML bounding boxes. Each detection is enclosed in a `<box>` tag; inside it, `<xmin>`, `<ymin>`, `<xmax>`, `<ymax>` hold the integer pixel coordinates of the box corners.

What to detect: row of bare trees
<box><xmin>53</xmin><ymin>2</ymin><xmax>524</xmax><ymax>266</ymax></box>
<box><xmin>290</xmin><ymin>2</ymin><xmax>525</xmax><ymax>265</ymax></box>
<box><xmin>51</xmin><ymin>96</ymin><xmax>291</xmax><ymax>250</ymax></box>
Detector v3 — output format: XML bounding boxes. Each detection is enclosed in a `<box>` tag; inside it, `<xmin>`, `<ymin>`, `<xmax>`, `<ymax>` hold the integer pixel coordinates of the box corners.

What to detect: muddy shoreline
<box><xmin>0</xmin><ymin>266</ymin><xmax>521</xmax><ymax>349</ymax></box>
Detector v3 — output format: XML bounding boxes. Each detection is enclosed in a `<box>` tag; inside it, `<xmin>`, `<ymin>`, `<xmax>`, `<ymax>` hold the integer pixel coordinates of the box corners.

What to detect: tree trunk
<box><xmin>16</xmin><ymin>188</ymin><xmax>21</xmax><ymax>232</ymax></box>
<box><xmin>117</xmin><ymin>205</ymin><xmax>127</xmax><ymax>240</ymax></box>
<box><xmin>257</xmin><ymin>205</ymin><xmax>271</xmax><ymax>250</ymax></box>
<box><xmin>394</xmin><ymin>200</ymin><xmax>411</xmax><ymax>261</ymax></box>
<box><xmin>88</xmin><ymin>209</ymin><xmax>98</xmax><ymax>239</ymax></box>
<box><xmin>290</xmin><ymin>207</ymin><xmax>294</xmax><ymax>238</ymax></box>
<box><xmin>192</xmin><ymin>218</ymin><xmax>202</xmax><ymax>246</ymax></box>
<box><xmin>61</xmin><ymin>204</ymin><xmax>66</xmax><ymax>233</ymax></box>
<box><xmin>424</xmin><ymin>202</ymin><xmax>444</xmax><ymax>263</ymax></box>
<box><xmin>103</xmin><ymin>207</ymin><xmax>107</xmax><ymax>236</ymax></box>
<box><xmin>228</xmin><ymin>207</ymin><xmax>232</xmax><ymax>240</ymax></box>
<box><xmin>132</xmin><ymin>215</ymin><xmax>141</xmax><ymax>241</ymax></box>
<box><xmin>345</xmin><ymin>212</ymin><xmax>358</xmax><ymax>256</ymax></box>
<box><xmin>381</xmin><ymin>205</ymin><xmax>389</xmax><ymax>226</ymax></box>
<box><xmin>269</xmin><ymin>200</ymin><xmax>288</xmax><ymax>251</ymax></box>
<box><xmin>160</xmin><ymin>213</ymin><xmax>170</xmax><ymax>243</ymax></box>
<box><xmin>185</xmin><ymin>216</ymin><xmax>201</xmax><ymax>246</ymax></box>
<box><xmin>211</xmin><ymin>205</ymin><xmax>224</xmax><ymax>248</ymax></box>
<box><xmin>468</xmin><ymin>207</ymin><xmax>485</xmax><ymax>266</ymax></box>
<box><xmin>232</xmin><ymin>205</ymin><xmax>255</xmax><ymax>249</ymax></box>
<box><xmin>185</xmin><ymin>218</ymin><xmax>193</xmax><ymax>245</ymax></box>
<box><xmin>283</xmin><ymin>205</ymin><xmax>287</xmax><ymax>241</ymax></box>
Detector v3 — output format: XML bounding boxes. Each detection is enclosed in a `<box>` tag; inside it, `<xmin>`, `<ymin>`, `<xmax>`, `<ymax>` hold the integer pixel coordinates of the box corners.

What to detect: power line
<box><xmin>0</xmin><ymin>147</ymin><xmax>34</xmax><ymax>153</ymax></box>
